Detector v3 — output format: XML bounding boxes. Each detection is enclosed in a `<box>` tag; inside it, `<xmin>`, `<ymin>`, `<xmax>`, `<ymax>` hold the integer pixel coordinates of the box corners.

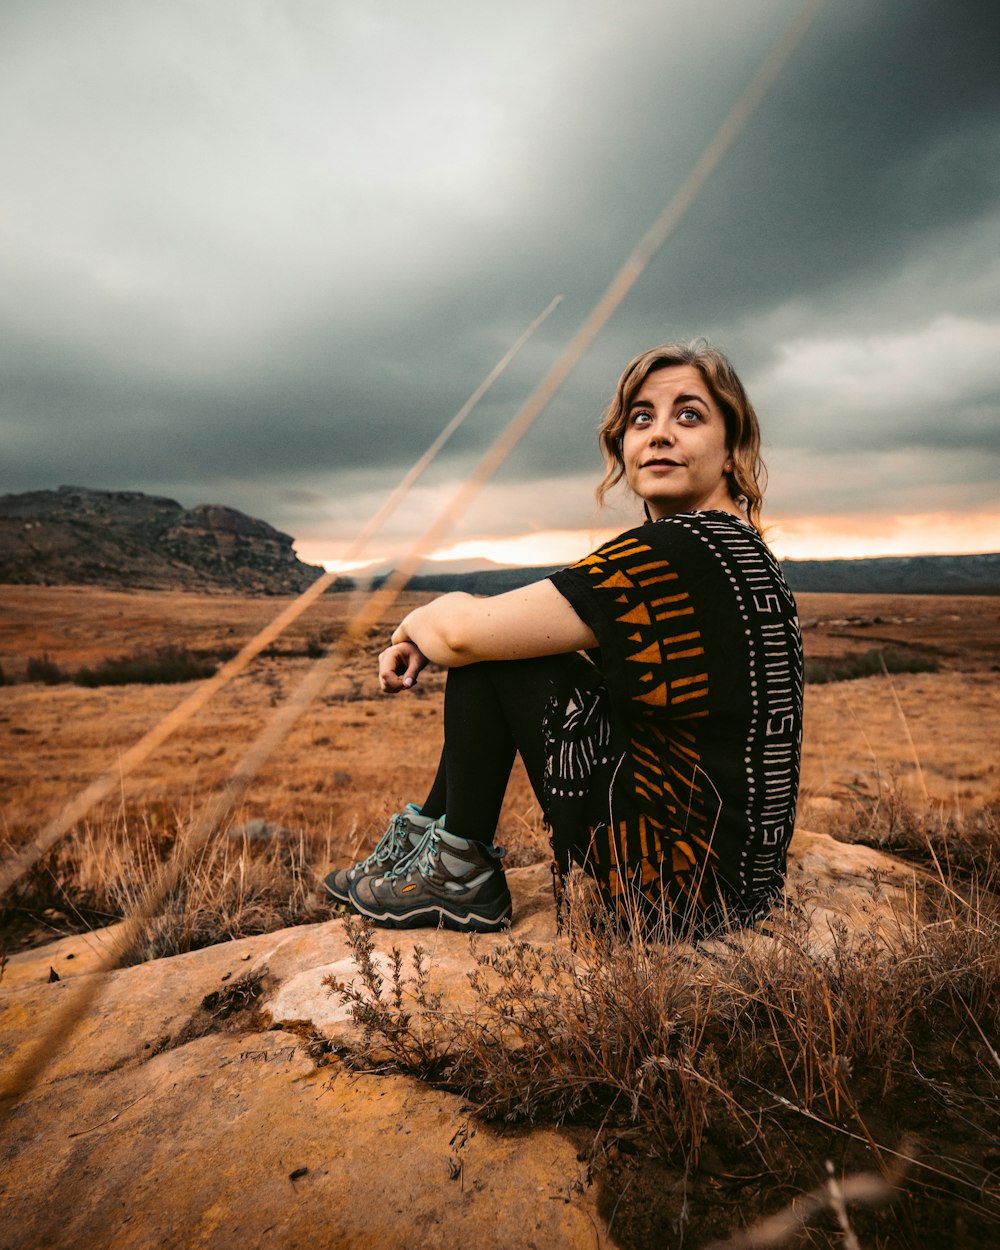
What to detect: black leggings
<box><xmin>418</xmin><ymin>655</ymin><xmax>584</xmax><ymax>844</ymax></box>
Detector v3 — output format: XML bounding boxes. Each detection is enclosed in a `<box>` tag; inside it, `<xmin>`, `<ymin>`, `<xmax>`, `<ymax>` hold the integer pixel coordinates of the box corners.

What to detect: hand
<box><xmin>378</xmin><ymin>641</ymin><xmax>428</xmax><ymax>694</ymax></box>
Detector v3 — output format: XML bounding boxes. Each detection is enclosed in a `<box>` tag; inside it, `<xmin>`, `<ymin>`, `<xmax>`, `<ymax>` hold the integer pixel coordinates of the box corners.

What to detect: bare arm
<box><xmin>390</xmin><ymin>580</ymin><xmax>597</xmax><ymax>667</ymax></box>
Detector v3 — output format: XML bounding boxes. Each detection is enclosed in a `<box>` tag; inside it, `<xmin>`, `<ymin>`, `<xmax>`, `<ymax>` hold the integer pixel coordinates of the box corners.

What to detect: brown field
<box><xmin>1</xmin><ymin>584</ymin><xmax>998</xmax><ymax>859</ymax></box>
<box><xmin>3</xmin><ymin>584</ymin><xmax>999</xmax><ymax>1246</ymax></box>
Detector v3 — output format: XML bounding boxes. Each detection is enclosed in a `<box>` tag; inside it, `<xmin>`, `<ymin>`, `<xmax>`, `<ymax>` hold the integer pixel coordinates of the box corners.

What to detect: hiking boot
<box><xmin>348</xmin><ymin>823</ymin><xmax>512</xmax><ymax>933</ymax></box>
<box><xmin>323</xmin><ymin>805</ymin><xmax>436</xmax><ymax>905</ymax></box>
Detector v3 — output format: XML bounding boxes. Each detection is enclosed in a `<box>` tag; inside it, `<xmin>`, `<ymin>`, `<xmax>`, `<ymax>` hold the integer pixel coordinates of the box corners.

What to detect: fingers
<box><xmin>378</xmin><ymin>642</ymin><xmax>426</xmax><ymax>694</ymax></box>
<box><xmin>400</xmin><ymin>648</ymin><xmax>424</xmax><ymax>687</ymax></box>
<box><xmin>378</xmin><ymin>648</ymin><xmax>404</xmax><ymax>694</ymax></box>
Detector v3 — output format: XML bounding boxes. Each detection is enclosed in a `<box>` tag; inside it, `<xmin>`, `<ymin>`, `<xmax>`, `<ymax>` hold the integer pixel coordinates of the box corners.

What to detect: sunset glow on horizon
<box><xmin>307</xmin><ymin>508</ymin><xmax>1000</xmax><ymax>574</ymax></box>
<box><xmin>764</xmin><ymin>510</ymin><xmax>1000</xmax><ymax>562</ymax></box>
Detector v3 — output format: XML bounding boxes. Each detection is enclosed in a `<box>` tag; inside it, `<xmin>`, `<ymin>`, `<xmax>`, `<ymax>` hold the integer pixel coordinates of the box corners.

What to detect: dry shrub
<box><xmin>330</xmin><ymin>907</ymin><xmax>743</xmax><ymax>1168</ymax></box>
<box><xmin>455</xmin><ymin>925</ymin><xmax>744</xmax><ymax>1167</ymax></box>
<box><xmin>25</xmin><ymin>654</ymin><xmax>70</xmax><ymax>685</ymax></box>
<box><xmin>717</xmin><ymin>878</ymin><xmax>997</xmax><ymax>1115</ymax></box>
<box><xmin>330</xmin><ymin>802</ymin><xmax>1000</xmax><ymax>1216</ymax></box>
<box><xmin>840</xmin><ymin>773</ymin><xmax>1000</xmax><ymax>884</ymax></box>
<box><xmin>326</xmin><ymin>919</ymin><xmax>452</xmax><ymax>1077</ymax></box>
<box><xmin>804</xmin><ymin>647</ymin><xmax>939</xmax><ymax>685</ymax></box>
<box><xmin>21</xmin><ymin>646</ymin><xmax>217</xmax><ymax>687</ymax></box>
<box><xmin>74</xmin><ymin>645</ymin><xmax>217</xmax><ymax>687</ymax></box>
<box><xmin>1</xmin><ymin>805</ymin><xmax>331</xmax><ymax>964</ymax></box>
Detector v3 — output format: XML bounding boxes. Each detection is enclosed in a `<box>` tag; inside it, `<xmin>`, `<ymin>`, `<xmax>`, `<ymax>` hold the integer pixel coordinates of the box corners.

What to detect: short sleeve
<box><xmin>548</xmin><ymin>521</ymin><xmax>719</xmax><ymax>716</ymax></box>
<box><xmin>548</xmin><ymin>525</ymin><xmax>658</xmax><ymax>658</ymax></box>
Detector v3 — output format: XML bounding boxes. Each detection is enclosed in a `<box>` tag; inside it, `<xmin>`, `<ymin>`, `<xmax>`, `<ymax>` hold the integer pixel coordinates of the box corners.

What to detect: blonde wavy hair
<box><xmin>596</xmin><ymin>340</ymin><xmax>766</xmax><ymax>533</ymax></box>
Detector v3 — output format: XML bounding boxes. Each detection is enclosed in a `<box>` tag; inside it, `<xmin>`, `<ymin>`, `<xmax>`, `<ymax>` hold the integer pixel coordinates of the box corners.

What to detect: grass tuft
<box><xmin>1</xmin><ymin>805</ymin><xmax>330</xmax><ymax>963</ymax></box>
<box><xmin>804</xmin><ymin>647</ymin><xmax>939</xmax><ymax>684</ymax></box>
<box><xmin>74</xmin><ymin>645</ymin><xmax>217</xmax><ymax>687</ymax></box>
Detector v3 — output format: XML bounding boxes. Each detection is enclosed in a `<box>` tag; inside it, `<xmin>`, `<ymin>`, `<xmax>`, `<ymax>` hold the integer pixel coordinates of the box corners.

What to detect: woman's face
<box><xmin>621</xmin><ymin>364</ymin><xmax>736</xmax><ymax>520</ymax></box>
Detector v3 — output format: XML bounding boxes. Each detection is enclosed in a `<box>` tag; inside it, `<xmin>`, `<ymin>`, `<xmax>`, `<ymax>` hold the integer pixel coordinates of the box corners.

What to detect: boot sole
<box><xmin>322</xmin><ymin>872</ymin><xmax>352</xmax><ymax>905</ymax></box>
<box><xmin>347</xmin><ymin>891</ymin><xmax>512</xmax><ymax>934</ymax></box>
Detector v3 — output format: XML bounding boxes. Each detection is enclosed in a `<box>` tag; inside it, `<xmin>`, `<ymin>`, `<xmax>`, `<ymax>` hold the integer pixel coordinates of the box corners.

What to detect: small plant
<box><xmin>804</xmin><ymin>647</ymin><xmax>939</xmax><ymax>684</ymax></box>
<box><xmin>0</xmin><ymin>806</ymin><xmax>331</xmax><ymax>963</ymax></box>
<box><xmin>74</xmin><ymin>646</ymin><xmax>217</xmax><ymax>687</ymax></box>
<box><xmin>26</xmin><ymin>654</ymin><xmax>70</xmax><ymax>685</ymax></box>
<box><xmin>324</xmin><ymin>917</ymin><xmax>451</xmax><ymax>1076</ymax></box>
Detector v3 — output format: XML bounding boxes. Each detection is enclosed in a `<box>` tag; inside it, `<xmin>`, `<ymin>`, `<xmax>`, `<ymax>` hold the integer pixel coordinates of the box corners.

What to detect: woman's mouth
<box><xmin>642</xmin><ymin>458</ymin><xmax>683</xmax><ymax>469</ymax></box>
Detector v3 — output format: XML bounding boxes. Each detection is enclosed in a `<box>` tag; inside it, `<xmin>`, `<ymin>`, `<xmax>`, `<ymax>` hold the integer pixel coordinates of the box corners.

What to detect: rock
<box><xmin>0</xmin><ymin>486</ymin><xmax>324</xmax><ymax>594</ymax></box>
<box><xmin>0</xmin><ymin>831</ymin><xmax>920</xmax><ymax>1249</ymax></box>
<box><xmin>1</xmin><ymin>922</ymin><xmax>130</xmax><ymax>991</ymax></box>
<box><xmin>0</xmin><ymin>870</ymin><xmax>606</xmax><ymax>1249</ymax></box>
<box><xmin>0</xmin><ymin>1036</ymin><xmax>600</xmax><ymax>1250</ymax></box>
<box><xmin>228</xmin><ymin>819</ymin><xmax>294</xmax><ymax>843</ymax></box>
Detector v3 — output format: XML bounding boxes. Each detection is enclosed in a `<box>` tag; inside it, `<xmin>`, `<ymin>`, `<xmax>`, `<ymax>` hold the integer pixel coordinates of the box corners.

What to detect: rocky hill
<box><xmin>0</xmin><ymin>486</ymin><xmax>323</xmax><ymax>595</ymax></box>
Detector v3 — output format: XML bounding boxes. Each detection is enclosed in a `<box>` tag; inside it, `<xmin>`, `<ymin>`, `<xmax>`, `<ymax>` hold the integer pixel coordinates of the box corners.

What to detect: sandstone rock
<box><xmin>0</xmin><ymin>1034</ymin><xmax>601</xmax><ymax>1250</ymax></box>
<box><xmin>0</xmin><ymin>830</ymin><xmax>920</xmax><ymax>1249</ymax></box>
<box><xmin>0</xmin><ymin>870</ymin><xmax>607</xmax><ymax>1249</ymax></box>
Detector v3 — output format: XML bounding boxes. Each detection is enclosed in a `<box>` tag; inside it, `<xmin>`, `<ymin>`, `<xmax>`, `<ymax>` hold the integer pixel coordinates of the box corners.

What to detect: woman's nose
<box><xmin>649</xmin><ymin>423</ymin><xmax>674</xmax><ymax>444</ymax></box>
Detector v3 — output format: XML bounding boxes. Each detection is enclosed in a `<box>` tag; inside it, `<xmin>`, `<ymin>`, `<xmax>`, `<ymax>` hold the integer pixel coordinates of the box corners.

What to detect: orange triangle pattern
<box><xmin>563</xmin><ymin>531</ymin><xmax>720</xmax><ymax>925</ymax></box>
<box><xmin>616</xmin><ymin>603</ymin><xmax>651</xmax><ymax>626</ymax></box>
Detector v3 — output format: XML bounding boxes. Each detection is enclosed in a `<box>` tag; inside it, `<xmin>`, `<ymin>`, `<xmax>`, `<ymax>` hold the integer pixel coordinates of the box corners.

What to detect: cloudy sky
<box><xmin>2</xmin><ymin>0</ymin><xmax>998</xmax><ymax>568</ymax></box>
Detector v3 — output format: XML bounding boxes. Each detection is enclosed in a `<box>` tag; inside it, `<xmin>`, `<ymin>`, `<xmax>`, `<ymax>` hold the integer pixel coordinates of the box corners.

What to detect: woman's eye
<box><xmin>677</xmin><ymin>407</ymin><xmax>702</xmax><ymax>423</ymax></box>
<box><xmin>630</xmin><ymin>410</ymin><xmax>653</xmax><ymax>426</ymax></box>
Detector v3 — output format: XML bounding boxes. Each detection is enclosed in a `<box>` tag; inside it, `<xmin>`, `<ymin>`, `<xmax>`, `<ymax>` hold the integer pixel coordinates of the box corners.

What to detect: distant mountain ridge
<box><xmin>0</xmin><ymin>486</ymin><xmax>324</xmax><ymax>594</ymax></box>
<box><xmin>387</xmin><ymin>552</ymin><xmax>1000</xmax><ymax>597</ymax></box>
<box><xmin>2</xmin><ymin>487</ymin><xmax>997</xmax><ymax>596</ymax></box>
<box><xmin>780</xmin><ymin>553</ymin><xmax>999</xmax><ymax>595</ymax></box>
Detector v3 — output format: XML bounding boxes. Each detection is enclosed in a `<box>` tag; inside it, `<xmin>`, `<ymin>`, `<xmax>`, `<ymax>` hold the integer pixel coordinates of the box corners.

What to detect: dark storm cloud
<box><xmin>1</xmin><ymin>0</ymin><xmax>997</xmax><ymax>551</ymax></box>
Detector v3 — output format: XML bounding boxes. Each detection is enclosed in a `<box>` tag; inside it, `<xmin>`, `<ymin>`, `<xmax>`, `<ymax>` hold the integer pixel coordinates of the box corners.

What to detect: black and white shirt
<box><xmin>547</xmin><ymin>510</ymin><xmax>803</xmax><ymax>931</ymax></box>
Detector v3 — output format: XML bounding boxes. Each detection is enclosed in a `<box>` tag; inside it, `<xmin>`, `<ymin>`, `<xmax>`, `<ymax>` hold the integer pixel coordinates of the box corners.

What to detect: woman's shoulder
<box><xmin>605</xmin><ymin>511</ymin><xmax>790</xmax><ymax>601</ymax></box>
<box><xmin>613</xmin><ymin>510</ymin><xmax>767</xmax><ymax>556</ymax></box>
<box><xmin>553</xmin><ymin>511</ymin><xmax>783</xmax><ymax>599</ymax></box>
<box><xmin>556</xmin><ymin>510</ymin><xmax>766</xmax><ymax>574</ymax></box>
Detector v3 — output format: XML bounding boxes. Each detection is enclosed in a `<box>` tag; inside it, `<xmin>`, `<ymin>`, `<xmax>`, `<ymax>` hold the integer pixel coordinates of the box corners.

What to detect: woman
<box><xmin>325</xmin><ymin>341</ymin><xmax>803</xmax><ymax>936</ymax></box>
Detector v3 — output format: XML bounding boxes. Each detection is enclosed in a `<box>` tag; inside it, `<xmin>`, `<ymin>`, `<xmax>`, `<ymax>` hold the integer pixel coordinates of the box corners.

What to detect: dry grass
<box><xmin>0</xmin><ymin>586</ymin><xmax>550</xmax><ymax>896</ymax></box>
<box><xmin>329</xmin><ymin>797</ymin><xmax>1000</xmax><ymax>1245</ymax></box>
<box><xmin>2</xmin><ymin>802</ymin><xmax>331</xmax><ymax>963</ymax></box>
<box><xmin>2</xmin><ymin>586</ymin><xmax>998</xmax><ymax>848</ymax></box>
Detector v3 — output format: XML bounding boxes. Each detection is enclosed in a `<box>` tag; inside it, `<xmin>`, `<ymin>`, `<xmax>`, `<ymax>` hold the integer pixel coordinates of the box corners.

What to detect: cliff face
<box><xmin>0</xmin><ymin>486</ymin><xmax>323</xmax><ymax>594</ymax></box>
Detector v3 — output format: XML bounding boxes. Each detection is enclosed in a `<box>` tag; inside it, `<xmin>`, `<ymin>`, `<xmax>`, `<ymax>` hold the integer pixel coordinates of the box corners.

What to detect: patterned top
<box><xmin>547</xmin><ymin>510</ymin><xmax>803</xmax><ymax>931</ymax></box>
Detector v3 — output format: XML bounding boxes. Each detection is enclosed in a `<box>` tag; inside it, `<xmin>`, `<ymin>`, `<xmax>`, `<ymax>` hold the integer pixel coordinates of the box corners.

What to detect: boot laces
<box><xmin>364</xmin><ymin>813</ymin><xmax>411</xmax><ymax>868</ymax></box>
<box><xmin>392</xmin><ymin>823</ymin><xmax>440</xmax><ymax>880</ymax></box>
